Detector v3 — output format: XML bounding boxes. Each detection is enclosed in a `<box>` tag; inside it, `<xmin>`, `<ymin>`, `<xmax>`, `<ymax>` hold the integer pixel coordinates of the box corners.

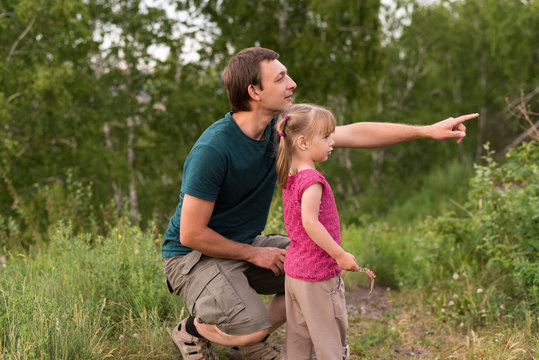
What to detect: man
<box><xmin>162</xmin><ymin>47</ymin><xmax>478</xmax><ymax>359</ymax></box>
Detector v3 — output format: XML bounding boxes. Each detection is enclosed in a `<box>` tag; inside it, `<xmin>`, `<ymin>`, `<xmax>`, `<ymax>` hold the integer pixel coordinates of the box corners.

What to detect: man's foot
<box><xmin>171</xmin><ymin>318</ymin><xmax>219</xmax><ymax>359</ymax></box>
<box><xmin>229</xmin><ymin>340</ymin><xmax>285</xmax><ymax>360</ymax></box>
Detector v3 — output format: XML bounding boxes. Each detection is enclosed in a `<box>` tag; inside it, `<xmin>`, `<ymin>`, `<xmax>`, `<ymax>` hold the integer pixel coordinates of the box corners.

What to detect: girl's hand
<box><xmin>336</xmin><ymin>251</ymin><xmax>360</xmax><ymax>272</ymax></box>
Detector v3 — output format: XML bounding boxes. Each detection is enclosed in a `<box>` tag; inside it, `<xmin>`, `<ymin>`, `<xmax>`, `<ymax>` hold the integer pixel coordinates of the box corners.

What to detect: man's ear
<box><xmin>248</xmin><ymin>84</ymin><xmax>261</xmax><ymax>101</ymax></box>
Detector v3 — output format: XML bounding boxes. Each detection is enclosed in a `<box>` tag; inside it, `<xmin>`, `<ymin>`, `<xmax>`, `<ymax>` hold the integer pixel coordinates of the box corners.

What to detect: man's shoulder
<box><xmin>197</xmin><ymin>114</ymin><xmax>231</xmax><ymax>139</ymax></box>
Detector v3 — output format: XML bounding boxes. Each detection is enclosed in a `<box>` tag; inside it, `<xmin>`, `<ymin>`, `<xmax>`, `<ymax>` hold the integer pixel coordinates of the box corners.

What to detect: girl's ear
<box><xmin>296</xmin><ymin>134</ymin><xmax>308</xmax><ymax>150</ymax></box>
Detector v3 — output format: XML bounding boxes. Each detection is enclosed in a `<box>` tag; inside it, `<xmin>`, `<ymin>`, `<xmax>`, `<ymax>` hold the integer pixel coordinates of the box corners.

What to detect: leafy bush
<box><xmin>344</xmin><ymin>141</ymin><xmax>538</xmax><ymax>326</ymax></box>
<box><xmin>0</xmin><ymin>170</ymin><xmax>118</xmax><ymax>249</ymax></box>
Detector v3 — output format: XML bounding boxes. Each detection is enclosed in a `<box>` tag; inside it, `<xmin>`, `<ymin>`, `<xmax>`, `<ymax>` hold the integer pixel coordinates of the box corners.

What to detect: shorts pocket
<box><xmin>205</xmin><ymin>265</ymin><xmax>246</xmax><ymax>321</ymax></box>
<box><xmin>330</xmin><ymin>276</ymin><xmax>347</xmax><ymax>321</ymax></box>
<box><xmin>182</xmin><ymin>263</ymin><xmax>220</xmax><ymax>314</ymax></box>
<box><xmin>188</xmin><ymin>263</ymin><xmax>246</xmax><ymax>325</ymax></box>
<box><xmin>180</xmin><ymin>251</ymin><xmax>202</xmax><ymax>275</ymax></box>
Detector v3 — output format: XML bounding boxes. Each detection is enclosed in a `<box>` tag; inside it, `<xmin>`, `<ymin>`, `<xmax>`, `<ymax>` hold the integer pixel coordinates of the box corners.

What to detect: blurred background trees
<box><xmin>1</xmin><ymin>0</ymin><xmax>537</xmax><ymax>246</ymax></box>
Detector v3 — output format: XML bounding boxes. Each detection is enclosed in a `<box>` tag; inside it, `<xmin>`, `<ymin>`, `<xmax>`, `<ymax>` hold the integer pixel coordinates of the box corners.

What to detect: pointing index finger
<box><xmin>453</xmin><ymin>113</ymin><xmax>479</xmax><ymax>125</ymax></box>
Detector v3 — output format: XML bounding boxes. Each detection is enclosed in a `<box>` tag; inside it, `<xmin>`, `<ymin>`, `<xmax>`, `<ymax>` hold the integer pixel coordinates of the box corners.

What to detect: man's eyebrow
<box><xmin>275</xmin><ymin>70</ymin><xmax>287</xmax><ymax>80</ymax></box>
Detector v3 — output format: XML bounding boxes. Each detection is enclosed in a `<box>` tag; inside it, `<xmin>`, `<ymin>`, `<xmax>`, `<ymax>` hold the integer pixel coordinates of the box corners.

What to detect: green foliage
<box><xmin>0</xmin><ymin>219</ymin><xmax>182</xmax><ymax>359</ymax></box>
<box><xmin>344</xmin><ymin>141</ymin><xmax>538</xmax><ymax>326</ymax></box>
<box><xmin>1</xmin><ymin>0</ymin><xmax>537</xmax><ymax>245</ymax></box>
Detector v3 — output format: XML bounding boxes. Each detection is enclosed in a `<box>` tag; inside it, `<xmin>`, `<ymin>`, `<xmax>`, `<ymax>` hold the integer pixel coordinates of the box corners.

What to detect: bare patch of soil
<box><xmin>345</xmin><ymin>284</ymin><xmax>391</xmax><ymax>319</ymax></box>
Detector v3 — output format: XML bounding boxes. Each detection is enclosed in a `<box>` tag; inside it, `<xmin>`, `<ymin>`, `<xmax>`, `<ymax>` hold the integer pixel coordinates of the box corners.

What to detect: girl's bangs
<box><xmin>315</xmin><ymin>110</ymin><xmax>336</xmax><ymax>136</ymax></box>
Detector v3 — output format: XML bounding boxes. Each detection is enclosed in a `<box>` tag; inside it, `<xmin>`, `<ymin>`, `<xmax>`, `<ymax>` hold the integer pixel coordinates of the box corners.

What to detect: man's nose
<box><xmin>287</xmin><ymin>76</ymin><xmax>296</xmax><ymax>89</ymax></box>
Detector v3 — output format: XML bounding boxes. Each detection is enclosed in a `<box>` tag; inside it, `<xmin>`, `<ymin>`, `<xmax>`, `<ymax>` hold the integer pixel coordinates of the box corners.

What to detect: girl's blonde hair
<box><xmin>275</xmin><ymin>104</ymin><xmax>336</xmax><ymax>189</ymax></box>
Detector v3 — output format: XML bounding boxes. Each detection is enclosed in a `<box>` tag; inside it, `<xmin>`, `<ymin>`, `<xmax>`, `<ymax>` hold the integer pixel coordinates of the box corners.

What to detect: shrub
<box><xmin>344</xmin><ymin>142</ymin><xmax>538</xmax><ymax>326</ymax></box>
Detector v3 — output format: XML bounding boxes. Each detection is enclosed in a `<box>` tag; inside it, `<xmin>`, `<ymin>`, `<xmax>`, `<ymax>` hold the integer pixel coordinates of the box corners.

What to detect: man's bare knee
<box><xmin>238</xmin><ymin>328</ymin><xmax>269</xmax><ymax>346</ymax></box>
<box><xmin>195</xmin><ymin>320</ymin><xmax>269</xmax><ymax>346</ymax></box>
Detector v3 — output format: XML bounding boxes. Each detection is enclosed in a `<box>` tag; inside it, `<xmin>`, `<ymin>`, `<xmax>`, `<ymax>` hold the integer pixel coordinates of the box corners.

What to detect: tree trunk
<box><xmin>127</xmin><ymin>116</ymin><xmax>139</xmax><ymax>223</ymax></box>
<box><xmin>103</xmin><ymin>122</ymin><xmax>123</xmax><ymax>210</ymax></box>
<box><xmin>475</xmin><ymin>53</ymin><xmax>488</xmax><ymax>162</ymax></box>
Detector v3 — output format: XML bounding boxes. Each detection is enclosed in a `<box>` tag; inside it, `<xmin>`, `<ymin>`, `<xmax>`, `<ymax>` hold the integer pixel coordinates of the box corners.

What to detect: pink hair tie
<box><xmin>278</xmin><ymin>132</ymin><xmax>285</xmax><ymax>137</ymax></box>
<box><xmin>284</xmin><ymin>115</ymin><xmax>289</xmax><ymax>120</ymax></box>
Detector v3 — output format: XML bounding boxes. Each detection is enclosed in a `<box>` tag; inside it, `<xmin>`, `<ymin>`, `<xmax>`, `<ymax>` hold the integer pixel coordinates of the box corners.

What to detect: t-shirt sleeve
<box><xmin>181</xmin><ymin>144</ymin><xmax>226</xmax><ymax>202</ymax></box>
<box><xmin>296</xmin><ymin>170</ymin><xmax>326</xmax><ymax>199</ymax></box>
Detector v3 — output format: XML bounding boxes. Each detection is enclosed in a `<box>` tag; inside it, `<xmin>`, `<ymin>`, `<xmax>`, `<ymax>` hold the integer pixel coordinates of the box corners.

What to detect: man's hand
<box><xmin>248</xmin><ymin>246</ymin><xmax>287</xmax><ymax>276</ymax></box>
<box><xmin>428</xmin><ymin>113</ymin><xmax>479</xmax><ymax>143</ymax></box>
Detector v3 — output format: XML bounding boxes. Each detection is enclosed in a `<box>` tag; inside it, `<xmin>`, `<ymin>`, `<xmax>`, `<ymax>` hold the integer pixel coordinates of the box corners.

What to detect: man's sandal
<box><xmin>171</xmin><ymin>318</ymin><xmax>219</xmax><ymax>360</ymax></box>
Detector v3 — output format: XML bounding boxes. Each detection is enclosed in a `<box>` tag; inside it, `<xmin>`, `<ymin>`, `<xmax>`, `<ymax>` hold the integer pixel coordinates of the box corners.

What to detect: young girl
<box><xmin>276</xmin><ymin>104</ymin><xmax>375</xmax><ymax>360</ymax></box>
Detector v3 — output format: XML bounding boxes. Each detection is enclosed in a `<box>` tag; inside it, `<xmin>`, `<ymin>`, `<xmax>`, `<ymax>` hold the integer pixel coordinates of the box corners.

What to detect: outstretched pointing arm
<box><xmin>334</xmin><ymin>113</ymin><xmax>479</xmax><ymax>149</ymax></box>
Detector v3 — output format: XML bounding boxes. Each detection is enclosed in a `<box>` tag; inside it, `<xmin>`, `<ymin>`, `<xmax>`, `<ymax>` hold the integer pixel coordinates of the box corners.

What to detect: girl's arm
<box><xmin>301</xmin><ymin>183</ymin><xmax>359</xmax><ymax>272</ymax></box>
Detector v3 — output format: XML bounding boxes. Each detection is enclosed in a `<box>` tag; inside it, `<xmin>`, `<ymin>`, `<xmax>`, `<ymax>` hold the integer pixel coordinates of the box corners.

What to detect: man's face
<box><xmin>257</xmin><ymin>59</ymin><xmax>296</xmax><ymax>114</ymax></box>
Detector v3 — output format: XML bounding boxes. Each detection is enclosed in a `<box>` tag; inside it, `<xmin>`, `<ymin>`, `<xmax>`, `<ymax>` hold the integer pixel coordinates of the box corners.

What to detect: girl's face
<box><xmin>307</xmin><ymin>129</ymin><xmax>335</xmax><ymax>163</ymax></box>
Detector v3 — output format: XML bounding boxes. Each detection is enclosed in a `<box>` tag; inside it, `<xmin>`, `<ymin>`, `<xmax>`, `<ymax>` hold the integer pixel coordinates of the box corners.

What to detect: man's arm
<box><xmin>334</xmin><ymin>113</ymin><xmax>479</xmax><ymax>148</ymax></box>
<box><xmin>180</xmin><ymin>194</ymin><xmax>286</xmax><ymax>276</ymax></box>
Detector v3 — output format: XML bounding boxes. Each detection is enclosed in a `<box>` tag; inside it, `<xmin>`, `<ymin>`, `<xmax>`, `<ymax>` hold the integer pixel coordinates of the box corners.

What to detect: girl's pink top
<box><xmin>282</xmin><ymin>169</ymin><xmax>341</xmax><ymax>281</ymax></box>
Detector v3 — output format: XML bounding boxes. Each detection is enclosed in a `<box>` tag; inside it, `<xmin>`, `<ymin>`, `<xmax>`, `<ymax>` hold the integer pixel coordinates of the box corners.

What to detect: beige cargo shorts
<box><xmin>162</xmin><ymin>234</ymin><xmax>289</xmax><ymax>336</ymax></box>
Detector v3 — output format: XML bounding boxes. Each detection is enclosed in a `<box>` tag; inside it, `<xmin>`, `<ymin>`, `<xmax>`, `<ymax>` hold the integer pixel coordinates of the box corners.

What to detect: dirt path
<box><xmin>345</xmin><ymin>284</ymin><xmax>391</xmax><ymax>319</ymax></box>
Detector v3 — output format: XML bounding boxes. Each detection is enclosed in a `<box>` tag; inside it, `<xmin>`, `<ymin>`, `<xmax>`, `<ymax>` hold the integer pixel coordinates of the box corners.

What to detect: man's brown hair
<box><xmin>222</xmin><ymin>47</ymin><xmax>279</xmax><ymax>112</ymax></box>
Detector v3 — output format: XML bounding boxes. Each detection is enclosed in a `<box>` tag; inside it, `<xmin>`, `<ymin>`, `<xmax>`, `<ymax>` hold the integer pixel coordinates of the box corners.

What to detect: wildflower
<box><xmin>448</xmin><ymin>300</ymin><xmax>455</xmax><ymax>306</ymax></box>
<box><xmin>119</xmin><ymin>335</ymin><xmax>125</xmax><ymax>341</ymax></box>
<box><xmin>476</xmin><ymin>288</ymin><xmax>483</xmax><ymax>294</ymax></box>
<box><xmin>359</xmin><ymin>267</ymin><xmax>376</xmax><ymax>295</ymax></box>
<box><xmin>452</xmin><ymin>294</ymin><xmax>459</xmax><ymax>299</ymax></box>
<box><xmin>133</xmin><ymin>333</ymin><xmax>139</xmax><ymax>340</ymax></box>
<box><xmin>452</xmin><ymin>272</ymin><xmax>459</xmax><ymax>280</ymax></box>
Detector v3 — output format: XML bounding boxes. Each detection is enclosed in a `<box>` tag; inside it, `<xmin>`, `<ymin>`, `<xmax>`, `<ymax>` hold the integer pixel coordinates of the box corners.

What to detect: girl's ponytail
<box><xmin>275</xmin><ymin>114</ymin><xmax>292</xmax><ymax>188</ymax></box>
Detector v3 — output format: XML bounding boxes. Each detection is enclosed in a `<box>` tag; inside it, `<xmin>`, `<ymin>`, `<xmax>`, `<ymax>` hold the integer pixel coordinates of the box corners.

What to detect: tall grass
<box><xmin>0</xmin><ymin>220</ymin><xmax>182</xmax><ymax>359</ymax></box>
<box><xmin>384</xmin><ymin>158</ymin><xmax>474</xmax><ymax>224</ymax></box>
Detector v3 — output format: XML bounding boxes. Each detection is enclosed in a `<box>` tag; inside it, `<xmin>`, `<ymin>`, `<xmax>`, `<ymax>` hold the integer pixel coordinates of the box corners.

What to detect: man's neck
<box><xmin>232</xmin><ymin>110</ymin><xmax>276</xmax><ymax>140</ymax></box>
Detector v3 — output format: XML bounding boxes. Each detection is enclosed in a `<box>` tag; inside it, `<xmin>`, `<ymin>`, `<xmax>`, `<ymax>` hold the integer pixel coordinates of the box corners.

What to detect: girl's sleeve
<box><xmin>295</xmin><ymin>169</ymin><xmax>326</xmax><ymax>199</ymax></box>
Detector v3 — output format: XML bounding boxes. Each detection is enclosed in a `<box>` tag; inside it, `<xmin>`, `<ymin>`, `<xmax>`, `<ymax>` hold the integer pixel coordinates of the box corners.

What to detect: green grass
<box><xmin>1</xmin><ymin>143</ymin><xmax>537</xmax><ymax>359</ymax></box>
<box><xmin>0</xmin><ymin>221</ymin><xmax>183</xmax><ymax>359</ymax></box>
<box><xmin>344</xmin><ymin>288</ymin><xmax>537</xmax><ymax>360</ymax></box>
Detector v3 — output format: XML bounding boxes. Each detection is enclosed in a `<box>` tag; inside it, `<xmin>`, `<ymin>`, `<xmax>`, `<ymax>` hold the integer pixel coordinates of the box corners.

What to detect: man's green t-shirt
<box><xmin>162</xmin><ymin>112</ymin><xmax>278</xmax><ymax>257</ymax></box>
